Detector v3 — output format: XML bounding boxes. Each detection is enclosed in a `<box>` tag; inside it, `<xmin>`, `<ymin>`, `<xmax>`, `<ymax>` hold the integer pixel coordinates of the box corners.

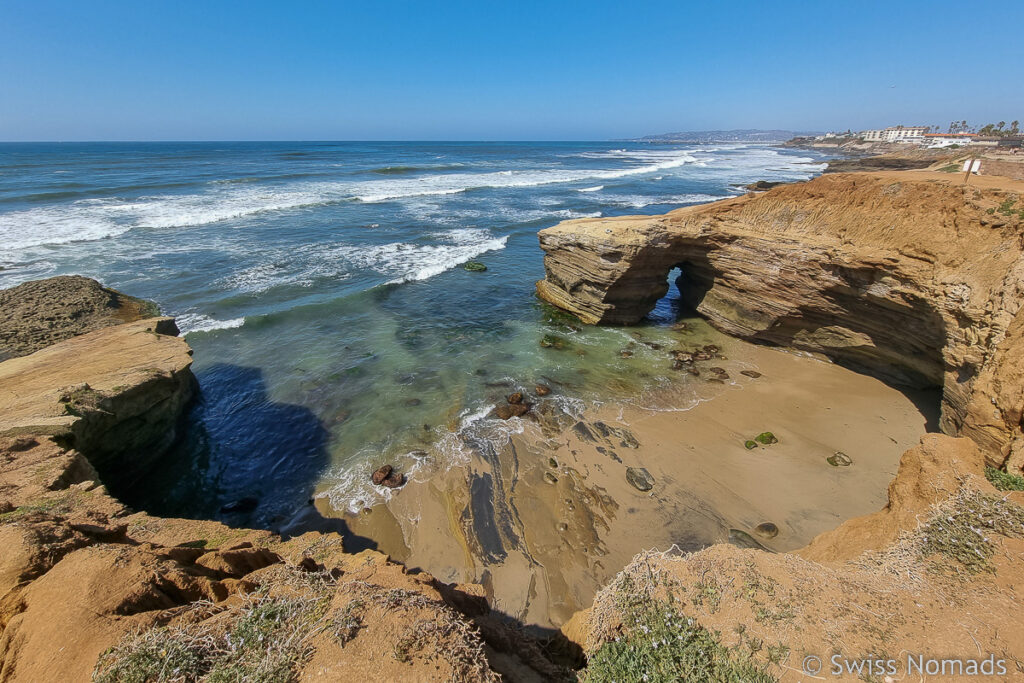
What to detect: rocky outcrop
<box><xmin>0</xmin><ymin>277</ymin><xmax>568</xmax><ymax>682</ymax></box>
<box><xmin>566</xmin><ymin>433</ymin><xmax>1024</xmax><ymax>676</ymax></box>
<box><xmin>0</xmin><ymin>317</ymin><xmax>195</xmax><ymax>488</ymax></box>
<box><xmin>537</xmin><ymin>171</ymin><xmax>1024</xmax><ymax>470</ymax></box>
<box><xmin>0</xmin><ymin>275</ymin><xmax>158</xmax><ymax>361</ymax></box>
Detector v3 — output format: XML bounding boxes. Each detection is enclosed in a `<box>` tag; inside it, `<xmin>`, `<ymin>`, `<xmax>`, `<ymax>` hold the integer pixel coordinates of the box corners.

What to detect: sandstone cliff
<box><xmin>565</xmin><ymin>433</ymin><xmax>1024</xmax><ymax>679</ymax></box>
<box><xmin>0</xmin><ymin>279</ymin><xmax>566</xmax><ymax>682</ymax></box>
<box><xmin>537</xmin><ymin>171</ymin><xmax>1024</xmax><ymax>472</ymax></box>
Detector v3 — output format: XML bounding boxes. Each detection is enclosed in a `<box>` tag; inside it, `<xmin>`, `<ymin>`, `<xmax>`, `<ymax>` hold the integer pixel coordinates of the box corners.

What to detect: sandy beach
<box><xmin>326</xmin><ymin>327</ymin><xmax>934</xmax><ymax>630</ymax></box>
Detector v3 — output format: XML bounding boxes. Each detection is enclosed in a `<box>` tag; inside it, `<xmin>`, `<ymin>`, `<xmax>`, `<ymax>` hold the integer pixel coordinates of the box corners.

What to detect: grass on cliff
<box><xmin>93</xmin><ymin>570</ymin><xmax>337</xmax><ymax>683</ymax></box>
<box><xmin>584</xmin><ymin>569</ymin><xmax>775</xmax><ymax>683</ymax></box>
<box><xmin>866</xmin><ymin>487</ymin><xmax>1024</xmax><ymax>577</ymax></box>
<box><xmin>985</xmin><ymin>466</ymin><xmax>1024</xmax><ymax>492</ymax></box>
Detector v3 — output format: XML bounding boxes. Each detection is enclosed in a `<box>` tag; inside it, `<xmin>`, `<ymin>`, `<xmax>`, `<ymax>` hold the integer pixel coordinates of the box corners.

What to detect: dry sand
<box><xmin>324</xmin><ymin>338</ymin><xmax>934</xmax><ymax>631</ymax></box>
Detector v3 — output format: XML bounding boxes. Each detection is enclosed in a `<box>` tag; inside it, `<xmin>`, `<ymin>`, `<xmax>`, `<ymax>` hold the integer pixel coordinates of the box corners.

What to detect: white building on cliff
<box><xmin>861</xmin><ymin>126</ymin><xmax>928</xmax><ymax>143</ymax></box>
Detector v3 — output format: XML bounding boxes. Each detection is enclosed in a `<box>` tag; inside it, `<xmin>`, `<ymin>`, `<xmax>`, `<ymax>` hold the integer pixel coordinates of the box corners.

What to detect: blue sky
<box><xmin>2</xmin><ymin>0</ymin><xmax>1022</xmax><ymax>141</ymax></box>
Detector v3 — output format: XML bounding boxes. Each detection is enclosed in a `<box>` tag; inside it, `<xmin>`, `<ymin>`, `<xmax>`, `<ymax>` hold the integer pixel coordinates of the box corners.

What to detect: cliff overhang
<box><xmin>537</xmin><ymin>171</ymin><xmax>1024</xmax><ymax>472</ymax></box>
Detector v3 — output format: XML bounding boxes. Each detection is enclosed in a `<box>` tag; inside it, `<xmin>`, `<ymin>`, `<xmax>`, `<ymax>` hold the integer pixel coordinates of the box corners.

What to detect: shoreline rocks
<box><xmin>0</xmin><ymin>275</ymin><xmax>159</xmax><ymax>360</ymax></box>
<box><xmin>371</xmin><ymin>464</ymin><xmax>405</xmax><ymax>488</ymax></box>
<box><xmin>0</xmin><ymin>276</ymin><xmax>564</xmax><ymax>681</ymax></box>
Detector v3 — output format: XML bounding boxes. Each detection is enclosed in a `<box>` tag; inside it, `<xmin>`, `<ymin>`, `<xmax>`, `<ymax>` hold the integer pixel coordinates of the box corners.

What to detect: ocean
<box><xmin>0</xmin><ymin>141</ymin><xmax>828</xmax><ymax>525</ymax></box>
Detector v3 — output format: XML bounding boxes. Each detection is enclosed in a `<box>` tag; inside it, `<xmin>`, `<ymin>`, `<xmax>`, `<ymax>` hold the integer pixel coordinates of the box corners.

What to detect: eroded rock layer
<box><xmin>0</xmin><ymin>275</ymin><xmax>158</xmax><ymax>361</ymax></box>
<box><xmin>0</xmin><ymin>278</ymin><xmax>567</xmax><ymax>682</ymax></box>
<box><xmin>537</xmin><ymin>171</ymin><xmax>1024</xmax><ymax>470</ymax></box>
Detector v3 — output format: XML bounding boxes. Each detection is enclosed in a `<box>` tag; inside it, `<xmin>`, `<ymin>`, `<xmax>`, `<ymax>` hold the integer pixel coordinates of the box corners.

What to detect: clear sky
<box><xmin>2</xmin><ymin>0</ymin><xmax>1022</xmax><ymax>141</ymax></box>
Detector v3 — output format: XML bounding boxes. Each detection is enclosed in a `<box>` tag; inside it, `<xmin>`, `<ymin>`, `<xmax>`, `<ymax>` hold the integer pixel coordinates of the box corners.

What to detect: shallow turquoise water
<box><xmin>0</xmin><ymin>141</ymin><xmax>829</xmax><ymax>525</ymax></box>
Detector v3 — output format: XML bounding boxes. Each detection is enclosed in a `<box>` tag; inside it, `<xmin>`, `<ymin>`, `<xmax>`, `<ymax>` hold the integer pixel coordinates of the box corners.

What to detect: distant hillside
<box><xmin>634</xmin><ymin>129</ymin><xmax>819</xmax><ymax>143</ymax></box>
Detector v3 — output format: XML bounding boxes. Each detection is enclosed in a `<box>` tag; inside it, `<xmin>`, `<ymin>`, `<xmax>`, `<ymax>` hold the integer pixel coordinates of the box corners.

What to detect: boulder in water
<box><xmin>463</xmin><ymin>261</ymin><xmax>487</xmax><ymax>272</ymax></box>
<box><xmin>371</xmin><ymin>465</ymin><xmax>393</xmax><ymax>486</ymax></box>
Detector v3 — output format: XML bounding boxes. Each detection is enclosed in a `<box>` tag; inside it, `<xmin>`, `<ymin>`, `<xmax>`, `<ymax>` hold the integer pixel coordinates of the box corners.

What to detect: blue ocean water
<box><xmin>0</xmin><ymin>141</ymin><xmax>828</xmax><ymax>525</ymax></box>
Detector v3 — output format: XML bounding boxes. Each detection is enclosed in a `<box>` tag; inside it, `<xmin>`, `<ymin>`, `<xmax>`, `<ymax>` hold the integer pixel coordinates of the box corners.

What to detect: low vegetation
<box><xmin>93</xmin><ymin>569</ymin><xmax>337</xmax><ymax>683</ymax></box>
<box><xmin>585</xmin><ymin>563</ymin><xmax>775</xmax><ymax>682</ymax></box>
<box><xmin>985</xmin><ymin>466</ymin><xmax>1024</xmax><ymax>492</ymax></box>
<box><xmin>916</xmin><ymin>489</ymin><xmax>1024</xmax><ymax>574</ymax></box>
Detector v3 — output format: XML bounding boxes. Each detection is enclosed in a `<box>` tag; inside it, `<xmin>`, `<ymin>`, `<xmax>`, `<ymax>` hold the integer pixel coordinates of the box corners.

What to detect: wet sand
<box><xmin>321</xmin><ymin>337</ymin><xmax>935</xmax><ymax>630</ymax></box>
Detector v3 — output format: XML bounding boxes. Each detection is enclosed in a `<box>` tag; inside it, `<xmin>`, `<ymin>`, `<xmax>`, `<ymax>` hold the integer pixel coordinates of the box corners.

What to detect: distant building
<box><xmin>922</xmin><ymin>133</ymin><xmax>978</xmax><ymax>148</ymax></box>
<box><xmin>974</xmin><ymin>137</ymin><xmax>1024</xmax><ymax>148</ymax></box>
<box><xmin>861</xmin><ymin>126</ymin><xmax>928</xmax><ymax>143</ymax></box>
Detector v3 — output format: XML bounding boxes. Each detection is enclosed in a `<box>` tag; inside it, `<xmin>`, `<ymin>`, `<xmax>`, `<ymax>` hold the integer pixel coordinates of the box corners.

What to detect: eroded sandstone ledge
<box><xmin>0</xmin><ymin>280</ymin><xmax>566</xmax><ymax>682</ymax></box>
<box><xmin>537</xmin><ymin>171</ymin><xmax>1024</xmax><ymax>472</ymax></box>
<box><xmin>0</xmin><ymin>275</ymin><xmax>159</xmax><ymax>361</ymax></box>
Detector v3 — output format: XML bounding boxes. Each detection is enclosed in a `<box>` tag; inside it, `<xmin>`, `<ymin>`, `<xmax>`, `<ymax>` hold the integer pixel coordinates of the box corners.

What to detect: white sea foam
<box><xmin>0</xmin><ymin>149</ymin><xmax>701</xmax><ymax>252</ymax></box>
<box><xmin>175</xmin><ymin>313</ymin><xmax>246</xmax><ymax>334</ymax></box>
<box><xmin>378</xmin><ymin>230</ymin><xmax>509</xmax><ymax>284</ymax></box>
<box><xmin>600</xmin><ymin>193</ymin><xmax>736</xmax><ymax>208</ymax></box>
<box><xmin>217</xmin><ymin>228</ymin><xmax>508</xmax><ymax>294</ymax></box>
<box><xmin>578</xmin><ymin>185</ymin><xmax>604</xmax><ymax>192</ymax></box>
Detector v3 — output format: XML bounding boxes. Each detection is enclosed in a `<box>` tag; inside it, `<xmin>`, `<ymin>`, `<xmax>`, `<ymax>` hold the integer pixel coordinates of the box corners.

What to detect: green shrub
<box><xmin>986</xmin><ymin>466</ymin><xmax>1024</xmax><ymax>492</ymax></box>
<box><xmin>584</xmin><ymin>599</ymin><xmax>775</xmax><ymax>682</ymax></box>
<box><xmin>918</xmin><ymin>490</ymin><xmax>1024</xmax><ymax>573</ymax></box>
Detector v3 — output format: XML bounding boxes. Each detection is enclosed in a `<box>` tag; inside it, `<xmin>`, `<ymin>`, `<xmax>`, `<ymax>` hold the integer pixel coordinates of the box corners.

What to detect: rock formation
<box><xmin>537</xmin><ymin>171</ymin><xmax>1024</xmax><ymax>472</ymax></box>
<box><xmin>0</xmin><ymin>278</ymin><xmax>566</xmax><ymax>682</ymax></box>
<box><xmin>0</xmin><ymin>275</ymin><xmax>158</xmax><ymax>361</ymax></box>
<box><xmin>565</xmin><ymin>433</ymin><xmax>1024</xmax><ymax>676</ymax></box>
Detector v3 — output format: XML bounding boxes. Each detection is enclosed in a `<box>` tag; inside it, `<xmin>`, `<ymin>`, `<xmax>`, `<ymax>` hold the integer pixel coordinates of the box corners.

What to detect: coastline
<box><xmin>334</xmin><ymin>334</ymin><xmax>933</xmax><ymax>629</ymax></box>
<box><xmin>4</xmin><ymin>163</ymin><xmax>1024</xmax><ymax>680</ymax></box>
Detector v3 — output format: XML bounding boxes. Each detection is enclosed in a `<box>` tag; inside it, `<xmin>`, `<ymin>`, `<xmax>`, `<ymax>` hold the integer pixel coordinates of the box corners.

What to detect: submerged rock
<box><xmin>670</xmin><ymin>350</ymin><xmax>694</xmax><ymax>363</ymax></box>
<box><xmin>493</xmin><ymin>402</ymin><xmax>530</xmax><ymax>420</ymax></box>
<box><xmin>755</xmin><ymin>432</ymin><xmax>779</xmax><ymax>445</ymax></box>
<box><xmin>534</xmin><ymin>383</ymin><xmax>551</xmax><ymax>396</ymax></box>
<box><xmin>540</xmin><ymin>334</ymin><xmax>569</xmax><ymax>350</ymax></box>
<box><xmin>507</xmin><ymin>392</ymin><xmax>524</xmax><ymax>405</ymax></box>
<box><xmin>625</xmin><ymin>467</ymin><xmax>655</xmax><ymax>492</ymax></box>
<box><xmin>220</xmin><ymin>497</ymin><xmax>259</xmax><ymax>514</ymax></box>
<box><xmin>740</xmin><ymin>370</ymin><xmax>763</xmax><ymax>378</ymax></box>
<box><xmin>744</xmin><ymin>440</ymin><xmax>758</xmax><ymax>450</ymax></box>
<box><xmin>463</xmin><ymin>261</ymin><xmax>487</xmax><ymax>272</ymax></box>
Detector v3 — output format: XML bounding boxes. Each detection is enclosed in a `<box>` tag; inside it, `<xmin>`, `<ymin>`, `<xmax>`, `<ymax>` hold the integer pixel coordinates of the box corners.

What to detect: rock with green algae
<box><xmin>463</xmin><ymin>261</ymin><xmax>487</xmax><ymax>272</ymax></box>
<box><xmin>540</xmin><ymin>333</ymin><xmax>569</xmax><ymax>350</ymax></box>
<box><xmin>744</xmin><ymin>440</ymin><xmax>758</xmax><ymax>450</ymax></box>
<box><xmin>754</xmin><ymin>432</ymin><xmax>778</xmax><ymax>445</ymax></box>
<box><xmin>625</xmin><ymin>467</ymin><xmax>655</xmax><ymax>492</ymax></box>
<box><xmin>827</xmin><ymin>451</ymin><xmax>853</xmax><ymax>467</ymax></box>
